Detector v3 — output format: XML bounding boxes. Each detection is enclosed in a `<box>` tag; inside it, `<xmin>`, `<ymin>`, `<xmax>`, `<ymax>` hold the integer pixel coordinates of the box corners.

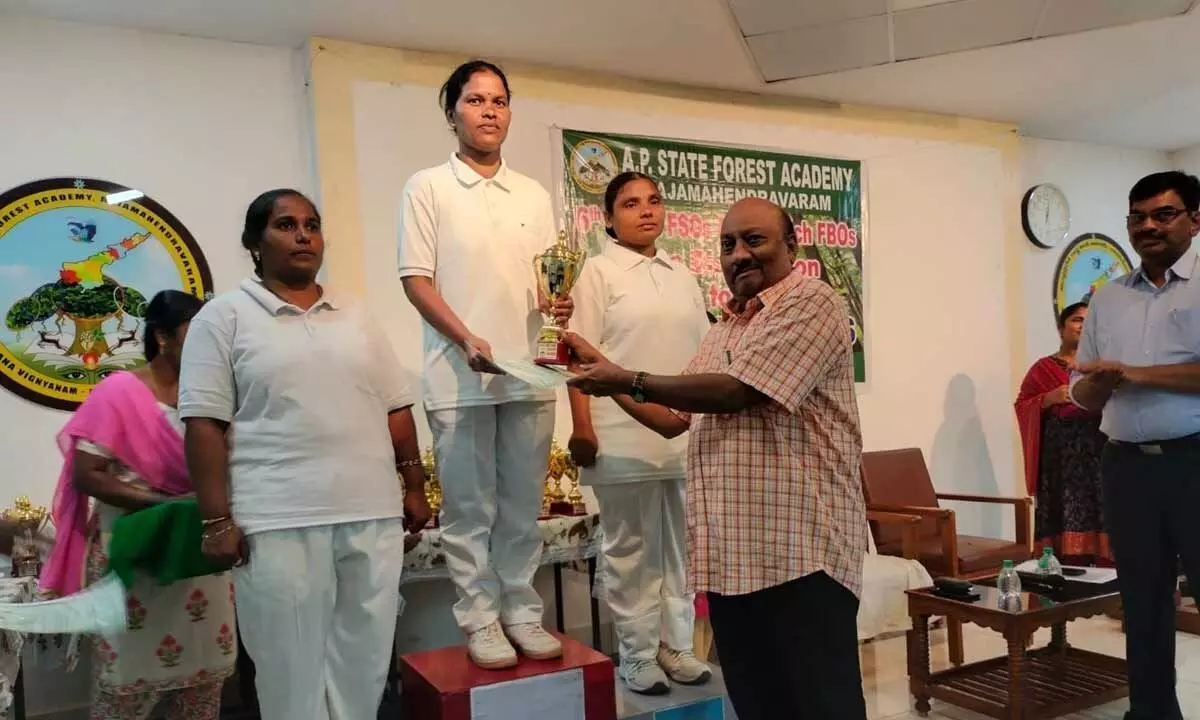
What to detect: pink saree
<box><xmin>41</xmin><ymin>371</ymin><xmax>191</xmax><ymax>597</ymax></box>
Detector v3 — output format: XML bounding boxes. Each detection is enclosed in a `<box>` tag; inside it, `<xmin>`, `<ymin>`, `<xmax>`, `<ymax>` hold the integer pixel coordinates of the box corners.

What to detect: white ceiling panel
<box><xmin>893</xmin><ymin>0</ymin><xmax>1045</xmax><ymax>60</ymax></box>
<box><xmin>8</xmin><ymin>0</ymin><xmax>1200</xmax><ymax>150</ymax></box>
<box><xmin>747</xmin><ymin>15</ymin><xmax>892</xmax><ymax>81</ymax></box>
<box><xmin>1038</xmin><ymin>0</ymin><xmax>1195</xmax><ymax>37</ymax></box>
<box><xmin>728</xmin><ymin>0</ymin><xmax>887</xmax><ymax>37</ymax></box>
<box><xmin>890</xmin><ymin>0</ymin><xmax>966</xmax><ymax>9</ymax></box>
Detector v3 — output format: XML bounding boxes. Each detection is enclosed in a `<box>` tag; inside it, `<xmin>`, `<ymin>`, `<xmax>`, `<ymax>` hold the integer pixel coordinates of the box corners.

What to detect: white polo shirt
<box><xmin>571</xmin><ymin>242</ymin><xmax>711</xmax><ymax>485</ymax></box>
<box><xmin>178</xmin><ymin>279</ymin><xmax>412</xmax><ymax>535</ymax></box>
<box><xmin>397</xmin><ymin>154</ymin><xmax>557</xmax><ymax>410</ymax></box>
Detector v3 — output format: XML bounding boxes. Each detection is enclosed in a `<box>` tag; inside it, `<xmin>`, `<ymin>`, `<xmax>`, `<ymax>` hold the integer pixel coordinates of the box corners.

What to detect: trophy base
<box><xmin>533</xmin><ymin>332</ymin><xmax>569</xmax><ymax>366</ymax></box>
<box><xmin>12</xmin><ymin>557</ymin><xmax>40</xmax><ymax>578</ymax></box>
<box><xmin>548</xmin><ymin>501</ymin><xmax>587</xmax><ymax>517</ymax></box>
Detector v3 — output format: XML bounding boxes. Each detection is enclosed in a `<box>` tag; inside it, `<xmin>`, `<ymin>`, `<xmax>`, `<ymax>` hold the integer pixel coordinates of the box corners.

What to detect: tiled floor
<box><xmin>861</xmin><ymin>617</ymin><xmax>1200</xmax><ymax>719</ymax></box>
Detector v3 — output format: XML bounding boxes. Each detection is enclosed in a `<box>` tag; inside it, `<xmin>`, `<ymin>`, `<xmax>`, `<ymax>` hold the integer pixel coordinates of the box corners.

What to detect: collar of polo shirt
<box><xmin>240</xmin><ymin>278</ymin><xmax>340</xmax><ymax>316</ymax></box>
<box><xmin>603</xmin><ymin>241</ymin><xmax>674</xmax><ymax>272</ymax></box>
<box><xmin>448</xmin><ymin>152</ymin><xmax>511</xmax><ymax>191</ymax></box>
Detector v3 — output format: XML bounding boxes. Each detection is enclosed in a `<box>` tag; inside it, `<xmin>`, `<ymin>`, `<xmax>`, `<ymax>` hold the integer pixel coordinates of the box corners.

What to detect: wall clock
<box><xmin>1022</xmin><ymin>183</ymin><xmax>1070</xmax><ymax>249</ymax></box>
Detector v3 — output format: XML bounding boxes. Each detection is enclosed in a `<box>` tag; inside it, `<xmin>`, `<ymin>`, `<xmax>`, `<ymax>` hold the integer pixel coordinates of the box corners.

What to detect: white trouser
<box><xmin>428</xmin><ymin>401</ymin><xmax>556</xmax><ymax>633</ymax></box>
<box><xmin>233</xmin><ymin>518</ymin><xmax>406</xmax><ymax>720</ymax></box>
<box><xmin>593</xmin><ymin>478</ymin><xmax>695</xmax><ymax>662</ymax></box>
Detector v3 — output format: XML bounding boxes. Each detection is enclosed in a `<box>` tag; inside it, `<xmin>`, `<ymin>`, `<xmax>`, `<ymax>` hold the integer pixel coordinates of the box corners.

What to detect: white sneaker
<box><xmin>503</xmin><ymin>623</ymin><xmax>563</xmax><ymax>660</ymax></box>
<box><xmin>620</xmin><ymin>658</ymin><xmax>670</xmax><ymax>695</ymax></box>
<box><xmin>657</xmin><ymin>646</ymin><xmax>712</xmax><ymax>685</ymax></box>
<box><xmin>467</xmin><ymin>622</ymin><xmax>518</xmax><ymax>670</ymax></box>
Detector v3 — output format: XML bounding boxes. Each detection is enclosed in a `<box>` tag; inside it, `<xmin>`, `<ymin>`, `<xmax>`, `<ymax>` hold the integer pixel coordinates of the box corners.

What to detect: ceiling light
<box><xmin>105</xmin><ymin>190</ymin><xmax>143</xmax><ymax>205</ymax></box>
<box><xmin>890</xmin><ymin>0</ymin><xmax>962</xmax><ymax>10</ymax></box>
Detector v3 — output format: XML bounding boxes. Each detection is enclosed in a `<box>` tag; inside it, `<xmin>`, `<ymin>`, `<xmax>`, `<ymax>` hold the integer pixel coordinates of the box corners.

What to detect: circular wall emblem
<box><xmin>568</xmin><ymin>139</ymin><xmax>618</xmax><ymax>195</ymax></box>
<box><xmin>1052</xmin><ymin>232</ymin><xmax>1132</xmax><ymax>320</ymax></box>
<box><xmin>0</xmin><ymin>178</ymin><xmax>211</xmax><ymax>410</ymax></box>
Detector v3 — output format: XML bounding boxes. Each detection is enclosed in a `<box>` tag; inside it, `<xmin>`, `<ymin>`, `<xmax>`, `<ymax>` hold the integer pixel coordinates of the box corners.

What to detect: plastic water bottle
<box><xmin>1037</xmin><ymin>547</ymin><xmax>1063</xmax><ymax>576</ymax></box>
<box><xmin>997</xmin><ymin>559</ymin><xmax>1022</xmax><ymax>610</ymax></box>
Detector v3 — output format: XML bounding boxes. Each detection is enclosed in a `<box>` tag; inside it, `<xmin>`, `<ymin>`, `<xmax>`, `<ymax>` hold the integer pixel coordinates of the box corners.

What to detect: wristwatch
<box><xmin>630</xmin><ymin>371</ymin><xmax>649</xmax><ymax>403</ymax></box>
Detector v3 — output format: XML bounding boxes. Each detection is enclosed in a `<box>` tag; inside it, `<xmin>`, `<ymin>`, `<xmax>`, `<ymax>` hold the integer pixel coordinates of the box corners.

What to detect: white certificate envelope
<box><xmin>493</xmin><ymin>357</ymin><xmax>575</xmax><ymax>389</ymax></box>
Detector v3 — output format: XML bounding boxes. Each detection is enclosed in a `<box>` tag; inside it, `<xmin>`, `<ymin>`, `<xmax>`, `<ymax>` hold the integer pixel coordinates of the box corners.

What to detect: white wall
<box><xmin>1018</xmin><ymin>138</ymin><xmax>1168</xmax><ymax>365</ymax></box>
<box><xmin>0</xmin><ymin>16</ymin><xmax>313</xmax><ymax>717</ymax></box>
<box><xmin>1171</xmin><ymin>143</ymin><xmax>1200</xmax><ymax>178</ymax></box>
<box><xmin>0</xmin><ymin>15</ymin><xmax>314</xmax><ymax>509</ymax></box>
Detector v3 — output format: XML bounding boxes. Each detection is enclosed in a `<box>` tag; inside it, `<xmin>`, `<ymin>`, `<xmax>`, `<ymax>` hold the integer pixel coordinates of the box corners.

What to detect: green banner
<box><xmin>560</xmin><ymin>129</ymin><xmax>866</xmax><ymax>381</ymax></box>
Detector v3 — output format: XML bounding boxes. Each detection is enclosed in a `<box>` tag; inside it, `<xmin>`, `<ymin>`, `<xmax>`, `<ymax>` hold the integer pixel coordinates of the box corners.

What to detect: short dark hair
<box><xmin>603</xmin><ymin>172</ymin><xmax>659</xmax><ymax>239</ymax></box>
<box><xmin>440</xmin><ymin>60</ymin><xmax>511</xmax><ymax>126</ymax></box>
<box><xmin>143</xmin><ymin>290</ymin><xmax>204</xmax><ymax>361</ymax></box>
<box><xmin>1057</xmin><ymin>301</ymin><xmax>1088</xmax><ymax>330</ymax></box>
<box><xmin>1130</xmin><ymin>171</ymin><xmax>1200</xmax><ymax>212</ymax></box>
<box><xmin>241</xmin><ymin>189</ymin><xmax>319</xmax><ymax>277</ymax></box>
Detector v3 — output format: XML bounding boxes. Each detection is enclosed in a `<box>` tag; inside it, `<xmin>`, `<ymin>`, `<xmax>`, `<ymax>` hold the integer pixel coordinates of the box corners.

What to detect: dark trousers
<box><xmin>1102</xmin><ymin>440</ymin><xmax>1200</xmax><ymax>720</ymax></box>
<box><xmin>708</xmin><ymin>572</ymin><xmax>867</xmax><ymax>720</ymax></box>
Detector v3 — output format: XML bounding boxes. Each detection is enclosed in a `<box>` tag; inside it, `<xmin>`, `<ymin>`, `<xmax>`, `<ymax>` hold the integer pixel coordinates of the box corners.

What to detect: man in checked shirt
<box><xmin>566</xmin><ymin>197</ymin><xmax>869</xmax><ymax>720</ymax></box>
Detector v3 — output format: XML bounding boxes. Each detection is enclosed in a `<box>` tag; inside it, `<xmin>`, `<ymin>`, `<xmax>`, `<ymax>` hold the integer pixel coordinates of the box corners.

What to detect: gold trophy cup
<box><xmin>565</xmin><ymin>462</ymin><xmax>587</xmax><ymax>516</ymax></box>
<box><xmin>533</xmin><ymin>230</ymin><xmax>587</xmax><ymax>365</ymax></box>
<box><xmin>421</xmin><ymin>448</ymin><xmax>441</xmax><ymax>529</ymax></box>
<box><xmin>543</xmin><ymin>440</ymin><xmax>587</xmax><ymax>517</ymax></box>
<box><xmin>4</xmin><ymin>496</ymin><xmax>48</xmax><ymax>578</ymax></box>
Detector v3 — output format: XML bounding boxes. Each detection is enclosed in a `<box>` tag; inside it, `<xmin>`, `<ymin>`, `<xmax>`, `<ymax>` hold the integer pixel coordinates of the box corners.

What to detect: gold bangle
<box><xmin>201</xmin><ymin>516</ymin><xmax>232</xmax><ymax>527</ymax></box>
<box><xmin>396</xmin><ymin>458</ymin><xmax>422</xmax><ymax>470</ymax></box>
<box><xmin>202</xmin><ymin>523</ymin><xmax>236</xmax><ymax>541</ymax></box>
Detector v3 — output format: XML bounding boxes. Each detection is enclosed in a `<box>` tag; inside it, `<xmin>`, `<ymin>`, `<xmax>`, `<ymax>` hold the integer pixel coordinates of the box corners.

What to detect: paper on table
<box><xmin>1015</xmin><ymin>560</ymin><xmax>1117</xmax><ymax>584</ymax></box>
<box><xmin>493</xmin><ymin>357</ymin><xmax>575</xmax><ymax>389</ymax></box>
<box><xmin>1066</xmin><ymin>567</ymin><xmax>1118</xmax><ymax>584</ymax></box>
<box><xmin>469</xmin><ymin>668</ymin><xmax>585</xmax><ymax>720</ymax></box>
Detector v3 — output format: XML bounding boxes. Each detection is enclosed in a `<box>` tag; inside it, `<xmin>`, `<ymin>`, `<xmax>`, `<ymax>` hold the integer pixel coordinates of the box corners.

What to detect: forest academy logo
<box><xmin>568</xmin><ymin>138</ymin><xmax>618</xmax><ymax>195</ymax></box>
<box><xmin>0</xmin><ymin>178</ymin><xmax>211</xmax><ymax>410</ymax></box>
<box><xmin>1052</xmin><ymin>233</ymin><xmax>1132</xmax><ymax>321</ymax></box>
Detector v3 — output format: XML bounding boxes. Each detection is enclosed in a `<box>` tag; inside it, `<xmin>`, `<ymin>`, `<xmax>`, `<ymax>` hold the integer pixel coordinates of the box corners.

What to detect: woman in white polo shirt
<box><xmin>179</xmin><ymin>189</ymin><xmax>431</xmax><ymax>720</ymax></box>
<box><xmin>397</xmin><ymin>60</ymin><xmax>571</xmax><ymax>669</ymax></box>
<box><xmin>568</xmin><ymin>172</ymin><xmax>712</xmax><ymax>694</ymax></box>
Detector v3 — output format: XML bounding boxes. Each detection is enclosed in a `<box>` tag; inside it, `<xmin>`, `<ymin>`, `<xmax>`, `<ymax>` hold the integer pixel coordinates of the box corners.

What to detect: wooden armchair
<box><xmin>861</xmin><ymin>448</ymin><xmax>1034</xmax><ymax>665</ymax></box>
<box><xmin>866</xmin><ymin>509</ymin><xmax>923</xmax><ymax>562</ymax></box>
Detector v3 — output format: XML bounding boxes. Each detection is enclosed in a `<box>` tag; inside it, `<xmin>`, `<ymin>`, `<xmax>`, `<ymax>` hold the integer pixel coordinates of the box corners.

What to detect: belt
<box><xmin>1108</xmin><ymin>433</ymin><xmax>1200</xmax><ymax>455</ymax></box>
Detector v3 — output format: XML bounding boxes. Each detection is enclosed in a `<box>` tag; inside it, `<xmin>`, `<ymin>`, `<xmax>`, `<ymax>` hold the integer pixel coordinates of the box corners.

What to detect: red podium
<box><xmin>400</xmin><ymin>633</ymin><xmax>615</xmax><ymax>720</ymax></box>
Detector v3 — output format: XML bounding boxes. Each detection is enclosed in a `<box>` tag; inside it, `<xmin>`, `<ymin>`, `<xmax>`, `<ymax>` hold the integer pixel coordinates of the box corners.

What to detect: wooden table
<box><xmin>906</xmin><ymin>579</ymin><xmax>1127</xmax><ymax>719</ymax></box>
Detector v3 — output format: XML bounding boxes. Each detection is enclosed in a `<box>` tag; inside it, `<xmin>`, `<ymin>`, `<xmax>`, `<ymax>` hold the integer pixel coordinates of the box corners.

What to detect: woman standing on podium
<box><xmin>397</xmin><ymin>59</ymin><xmax>572</xmax><ymax>670</ymax></box>
<box><xmin>568</xmin><ymin>172</ymin><xmax>713</xmax><ymax>695</ymax></box>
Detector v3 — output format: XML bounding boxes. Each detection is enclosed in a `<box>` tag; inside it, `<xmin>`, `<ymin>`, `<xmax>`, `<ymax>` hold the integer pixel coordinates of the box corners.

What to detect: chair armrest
<box><xmin>867</xmin><ymin>504</ymin><xmax>960</xmax><ymax>576</ymax></box>
<box><xmin>935</xmin><ymin>494</ymin><xmax>1033</xmax><ymax>549</ymax></box>
<box><xmin>935</xmin><ymin>493</ymin><xmax>1029</xmax><ymax>506</ymax></box>
<box><xmin>866</xmin><ymin>510</ymin><xmax>922</xmax><ymax>560</ymax></box>
<box><xmin>865</xmin><ymin>510</ymin><xmax>923</xmax><ymax>525</ymax></box>
<box><xmin>867</xmin><ymin>503</ymin><xmax>952</xmax><ymax>519</ymax></box>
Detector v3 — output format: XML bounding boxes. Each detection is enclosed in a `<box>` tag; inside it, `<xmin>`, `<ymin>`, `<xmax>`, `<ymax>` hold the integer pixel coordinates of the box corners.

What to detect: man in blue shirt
<box><xmin>1072</xmin><ymin>171</ymin><xmax>1200</xmax><ymax>720</ymax></box>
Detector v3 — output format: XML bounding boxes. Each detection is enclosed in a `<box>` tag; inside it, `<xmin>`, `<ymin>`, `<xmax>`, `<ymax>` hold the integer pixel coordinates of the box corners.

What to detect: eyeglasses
<box><xmin>1126</xmin><ymin>207</ymin><xmax>1193</xmax><ymax>227</ymax></box>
